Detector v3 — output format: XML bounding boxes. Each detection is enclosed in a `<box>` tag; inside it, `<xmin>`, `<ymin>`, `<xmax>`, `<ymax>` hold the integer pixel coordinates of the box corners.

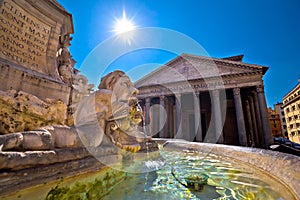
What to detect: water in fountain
<box><xmin>137</xmin><ymin>101</ymin><xmax>153</xmax><ymax>192</ymax></box>
<box><xmin>101</xmin><ymin>147</ymin><xmax>294</xmax><ymax>200</ymax></box>
<box><xmin>135</xmin><ymin>101</ymin><xmax>165</xmax><ymax>192</ymax></box>
<box><xmin>7</xmin><ymin>143</ymin><xmax>295</xmax><ymax>199</ymax></box>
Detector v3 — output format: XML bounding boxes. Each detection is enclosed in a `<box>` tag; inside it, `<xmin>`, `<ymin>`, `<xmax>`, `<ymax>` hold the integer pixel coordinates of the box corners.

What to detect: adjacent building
<box><xmin>268</xmin><ymin>107</ymin><xmax>283</xmax><ymax>137</ymax></box>
<box><xmin>136</xmin><ymin>54</ymin><xmax>273</xmax><ymax>148</ymax></box>
<box><xmin>274</xmin><ymin>102</ymin><xmax>288</xmax><ymax>138</ymax></box>
<box><xmin>282</xmin><ymin>79</ymin><xmax>300</xmax><ymax>144</ymax></box>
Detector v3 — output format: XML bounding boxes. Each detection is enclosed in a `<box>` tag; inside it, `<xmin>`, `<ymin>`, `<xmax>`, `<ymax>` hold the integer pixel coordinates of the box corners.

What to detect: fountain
<box><xmin>1</xmin><ymin>71</ymin><xmax>299</xmax><ymax>200</ymax></box>
<box><xmin>36</xmin><ymin>140</ymin><xmax>297</xmax><ymax>200</ymax></box>
<box><xmin>74</xmin><ymin>70</ymin><xmax>159</xmax><ymax>157</ymax></box>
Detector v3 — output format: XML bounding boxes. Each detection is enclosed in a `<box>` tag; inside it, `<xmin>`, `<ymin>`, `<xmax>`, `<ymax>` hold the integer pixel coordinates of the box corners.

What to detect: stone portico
<box><xmin>135</xmin><ymin>54</ymin><xmax>273</xmax><ymax>148</ymax></box>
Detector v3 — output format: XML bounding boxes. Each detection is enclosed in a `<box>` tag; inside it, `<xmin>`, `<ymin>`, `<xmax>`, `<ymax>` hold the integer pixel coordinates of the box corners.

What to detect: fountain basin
<box><xmin>1</xmin><ymin>140</ymin><xmax>299</xmax><ymax>199</ymax></box>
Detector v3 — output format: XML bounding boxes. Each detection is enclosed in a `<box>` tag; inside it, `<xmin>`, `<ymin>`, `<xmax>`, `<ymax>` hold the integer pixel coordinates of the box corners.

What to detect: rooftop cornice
<box><xmin>282</xmin><ymin>94</ymin><xmax>300</xmax><ymax>108</ymax></box>
<box><xmin>283</xmin><ymin>82</ymin><xmax>300</xmax><ymax>101</ymax></box>
<box><xmin>180</xmin><ymin>53</ymin><xmax>268</xmax><ymax>73</ymax></box>
<box><xmin>47</xmin><ymin>0</ymin><xmax>68</xmax><ymax>12</ymax></box>
<box><xmin>48</xmin><ymin>0</ymin><xmax>74</xmax><ymax>34</ymax></box>
<box><xmin>26</xmin><ymin>0</ymin><xmax>74</xmax><ymax>34</ymax></box>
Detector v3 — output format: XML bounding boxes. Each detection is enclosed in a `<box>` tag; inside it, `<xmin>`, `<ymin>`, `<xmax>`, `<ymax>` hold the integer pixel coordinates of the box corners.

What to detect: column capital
<box><xmin>248</xmin><ymin>95</ymin><xmax>254</xmax><ymax>101</ymax></box>
<box><xmin>145</xmin><ymin>97</ymin><xmax>151</xmax><ymax>103</ymax></box>
<box><xmin>233</xmin><ymin>87</ymin><xmax>241</xmax><ymax>96</ymax></box>
<box><xmin>194</xmin><ymin>91</ymin><xmax>200</xmax><ymax>95</ymax></box>
<box><xmin>256</xmin><ymin>85</ymin><xmax>264</xmax><ymax>94</ymax></box>
<box><xmin>175</xmin><ymin>93</ymin><xmax>182</xmax><ymax>101</ymax></box>
<box><xmin>212</xmin><ymin>89</ymin><xmax>219</xmax><ymax>96</ymax></box>
<box><xmin>251</xmin><ymin>90</ymin><xmax>258</xmax><ymax>97</ymax></box>
<box><xmin>159</xmin><ymin>95</ymin><xmax>165</xmax><ymax>101</ymax></box>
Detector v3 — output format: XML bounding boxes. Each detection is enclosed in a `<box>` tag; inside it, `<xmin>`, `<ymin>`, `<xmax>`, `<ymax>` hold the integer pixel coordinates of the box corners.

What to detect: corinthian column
<box><xmin>194</xmin><ymin>91</ymin><xmax>202</xmax><ymax>142</ymax></box>
<box><xmin>175</xmin><ymin>93</ymin><xmax>182</xmax><ymax>138</ymax></box>
<box><xmin>145</xmin><ymin>97</ymin><xmax>151</xmax><ymax>135</ymax></box>
<box><xmin>168</xmin><ymin>97</ymin><xmax>174</xmax><ymax>138</ymax></box>
<box><xmin>252</xmin><ymin>92</ymin><xmax>263</xmax><ymax>147</ymax></box>
<box><xmin>245</xmin><ymin>100</ymin><xmax>255</xmax><ymax>146</ymax></box>
<box><xmin>159</xmin><ymin>95</ymin><xmax>165</xmax><ymax>138</ymax></box>
<box><xmin>256</xmin><ymin>85</ymin><xmax>273</xmax><ymax>147</ymax></box>
<box><xmin>249</xmin><ymin>96</ymin><xmax>259</xmax><ymax>147</ymax></box>
<box><xmin>212</xmin><ymin>90</ymin><xmax>223</xmax><ymax>143</ymax></box>
<box><xmin>233</xmin><ymin>88</ymin><xmax>247</xmax><ymax>146</ymax></box>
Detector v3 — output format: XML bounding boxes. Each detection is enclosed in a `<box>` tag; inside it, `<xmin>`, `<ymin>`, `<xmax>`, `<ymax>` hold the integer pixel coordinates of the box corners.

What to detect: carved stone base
<box><xmin>0</xmin><ymin>90</ymin><xmax>67</xmax><ymax>134</ymax></box>
<box><xmin>0</xmin><ymin>64</ymin><xmax>71</xmax><ymax>105</ymax></box>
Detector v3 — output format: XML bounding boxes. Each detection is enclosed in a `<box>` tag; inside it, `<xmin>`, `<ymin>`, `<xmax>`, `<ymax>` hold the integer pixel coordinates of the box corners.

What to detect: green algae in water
<box><xmin>44</xmin><ymin>170</ymin><xmax>125</xmax><ymax>200</ymax></box>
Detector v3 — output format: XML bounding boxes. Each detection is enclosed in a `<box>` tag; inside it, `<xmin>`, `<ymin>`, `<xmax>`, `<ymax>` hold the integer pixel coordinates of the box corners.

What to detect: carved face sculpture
<box><xmin>98</xmin><ymin>70</ymin><xmax>138</xmax><ymax>102</ymax></box>
<box><xmin>112</xmin><ymin>75</ymin><xmax>138</xmax><ymax>103</ymax></box>
<box><xmin>76</xmin><ymin>70</ymin><xmax>153</xmax><ymax>153</ymax></box>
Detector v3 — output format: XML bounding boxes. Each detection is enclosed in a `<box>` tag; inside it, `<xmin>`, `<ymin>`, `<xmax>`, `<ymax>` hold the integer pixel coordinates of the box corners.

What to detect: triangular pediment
<box><xmin>135</xmin><ymin>53</ymin><xmax>268</xmax><ymax>87</ymax></box>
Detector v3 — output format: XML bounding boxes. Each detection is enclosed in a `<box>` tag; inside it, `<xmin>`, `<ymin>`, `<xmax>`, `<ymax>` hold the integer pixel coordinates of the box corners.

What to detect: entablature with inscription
<box><xmin>137</xmin><ymin>73</ymin><xmax>263</xmax><ymax>99</ymax></box>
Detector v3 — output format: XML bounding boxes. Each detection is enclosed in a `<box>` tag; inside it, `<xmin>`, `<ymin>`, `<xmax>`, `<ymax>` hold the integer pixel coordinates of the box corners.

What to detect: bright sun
<box><xmin>113</xmin><ymin>11</ymin><xmax>136</xmax><ymax>34</ymax></box>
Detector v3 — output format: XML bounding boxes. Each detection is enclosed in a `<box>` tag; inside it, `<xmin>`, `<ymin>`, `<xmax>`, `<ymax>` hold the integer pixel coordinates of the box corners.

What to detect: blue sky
<box><xmin>57</xmin><ymin>0</ymin><xmax>300</xmax><ymax>108</ymax></box>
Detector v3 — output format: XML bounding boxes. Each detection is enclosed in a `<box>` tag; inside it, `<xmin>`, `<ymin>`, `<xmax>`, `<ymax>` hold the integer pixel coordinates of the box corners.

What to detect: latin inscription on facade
<box><xmin>139</xmin><ymin>80</ymin><xmax>232</xmax><ymax>95</ymax></box>
<box><xmin>0</xmin><ymin>0</ymin><xmax>51</xmax><ymax>73</ymax></box>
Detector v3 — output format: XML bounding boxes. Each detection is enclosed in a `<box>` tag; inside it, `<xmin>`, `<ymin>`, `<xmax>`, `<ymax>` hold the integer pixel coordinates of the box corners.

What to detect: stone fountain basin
<box><xmin>1</xmin><ymin>139</ymin><xmax>299</xmax><ymax>199</ymax></box>
<box><xmin>160</xmin><ymin>139</ymin><xmax>300</xmax><ymax>199</ymax></box>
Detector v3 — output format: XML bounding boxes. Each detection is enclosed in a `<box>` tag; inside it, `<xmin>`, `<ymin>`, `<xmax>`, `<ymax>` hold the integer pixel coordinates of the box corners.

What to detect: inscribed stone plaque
<box><xmin>0</xmin><ymin>0</ymin><xmax>51</xmax><ymax>74</ymax></box>
<box><xmin>0</xmin><ymin>0</ymin><xmax>74</xmax><ymax>104</ymax></box>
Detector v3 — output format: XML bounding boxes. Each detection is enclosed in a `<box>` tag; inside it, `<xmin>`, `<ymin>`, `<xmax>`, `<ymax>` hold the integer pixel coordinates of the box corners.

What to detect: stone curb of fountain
<box><xmin>0</xmin><ymin>156</ymin><xmax>106</xmax><ymax>197</ymax></box>
<box><xmin>0</xmin><ymin>147</ymin><xmax>90</xmax><ymax>170</ymax></box>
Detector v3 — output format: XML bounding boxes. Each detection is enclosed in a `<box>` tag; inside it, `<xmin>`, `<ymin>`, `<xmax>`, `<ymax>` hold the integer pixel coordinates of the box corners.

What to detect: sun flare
<box><xmin>113</xmin><ymin>11</ymin><xmax>136</xmax><ymax>34</ymax></box>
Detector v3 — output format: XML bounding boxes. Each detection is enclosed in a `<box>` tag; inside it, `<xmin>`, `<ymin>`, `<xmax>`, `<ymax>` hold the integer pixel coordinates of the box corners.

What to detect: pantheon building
<box><xmin>135</xmin><ymin>54</ymin><xmax>273</xmax><ymax>148</ymax></box>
